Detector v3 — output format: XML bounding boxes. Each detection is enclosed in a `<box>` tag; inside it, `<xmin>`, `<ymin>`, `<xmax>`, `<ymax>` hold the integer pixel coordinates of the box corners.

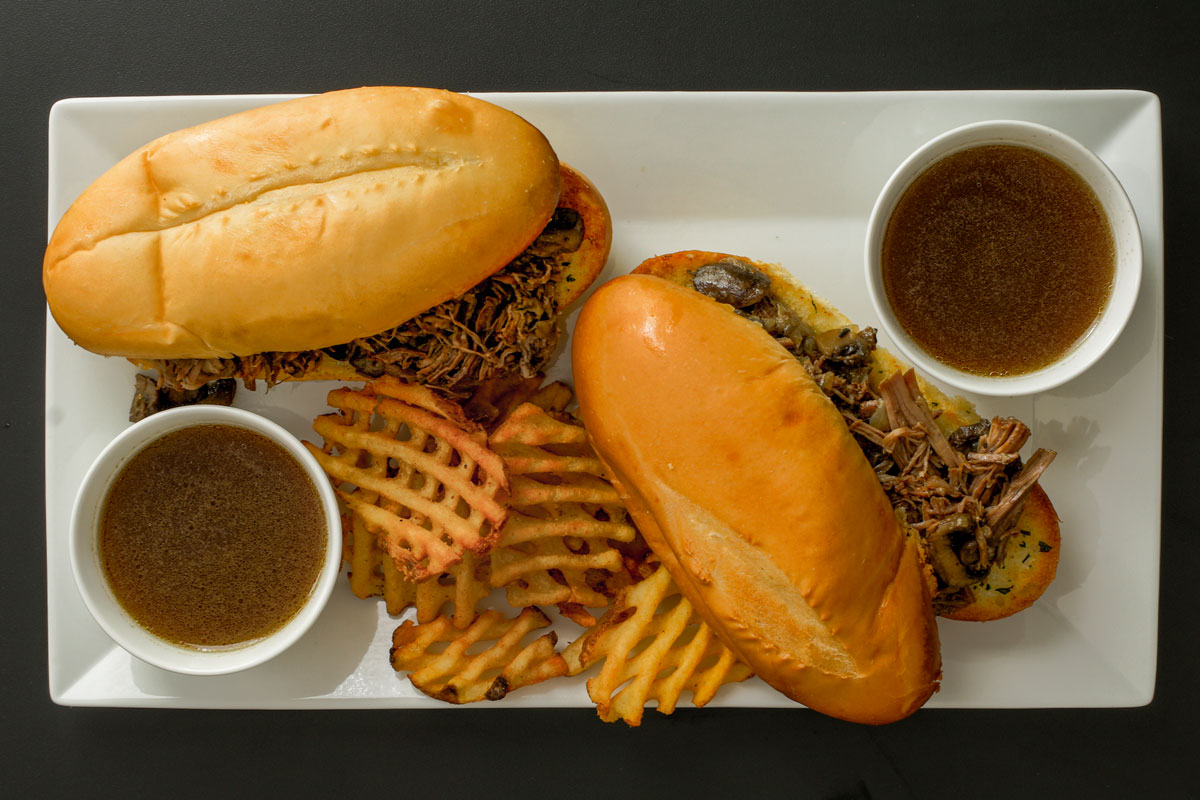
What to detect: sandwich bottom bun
<box><xmin>572</xmin><ymin>274</ymin><xmax>941</xmax><ymax>725</ymax></box>
<box><xmin>941</xmin><ymin>484</ymin><xmax>1058</xmax><ymax>621</ymax></box>
<box><xmin>553</xmin><ymin>164</ymin><xmax>613</xmax><ymax>308</ymax></box>
<box><xmin>633</xmin><ymin>251</ymin><xmax>1060</xmax><ymax>623</ymax></box>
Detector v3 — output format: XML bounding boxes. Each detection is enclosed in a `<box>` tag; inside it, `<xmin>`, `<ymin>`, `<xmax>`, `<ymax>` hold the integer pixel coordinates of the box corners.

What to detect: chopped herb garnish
<box><xmin>1022</xmin><ymin>554</ymin><xmax>1030</xmax><ymax>563</ymax></box>
<box><xmin>1038</xmin><ymin>541</ymin><xmax>1053</xmax><ymax>553</ymax></box>
<box><xmin>995</xmin><ymin>587</ymin><xmax>1012</xmax><ymax>595</ymax></box>
<box><xmin>565</xmin><ymin>275</ymin><xmax>576</xmax><ymax>282</ymax></box>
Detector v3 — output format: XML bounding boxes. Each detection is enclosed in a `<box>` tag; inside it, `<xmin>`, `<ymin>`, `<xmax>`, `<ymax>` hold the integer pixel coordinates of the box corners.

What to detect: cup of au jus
<box><xmin>864</xmin><ymin>120</ymin><xmax>1141</xmax><ymax>396</ymax></box>
<box><xmin>69</xmin><ymin>405</ymin><xmax>342</xmax><ymax>675</ymax></box>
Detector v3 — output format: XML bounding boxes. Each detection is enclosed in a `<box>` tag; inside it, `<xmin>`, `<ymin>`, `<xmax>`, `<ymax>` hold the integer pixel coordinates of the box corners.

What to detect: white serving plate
<box><xmin>46</xmin><ymin>91</ymin><xmax>1163</xmax><ymax>710</ymax></box>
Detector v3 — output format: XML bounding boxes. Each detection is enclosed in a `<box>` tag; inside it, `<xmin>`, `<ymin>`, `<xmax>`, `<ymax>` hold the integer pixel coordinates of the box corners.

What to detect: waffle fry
<box><xmin>489</xmin><ymin>402</ymin><xmax>639</xmax><ymax>623</ymax></box>
<box><xmin>525</xmin><ymin>381</ymin><xmax>574</xmax><ymax>415</ymax></box>
<box><xmin>306</xmin><ymin>377</ymin><xmax>509</xmax><ymax>581</ymax></box>
<box><xmin>344</xmin><ymin>505</ymin><xmax>490</xmax><ymax>627</ymax></box>
<box><xmin>333</xmin><ymin>377</ymin><xmax>742</xmax><ymax>717</ymax></box>
<box><xmin>391</xmin><ymin>607</ymin><xmax>568</xmax><ymax>703</ymax></box>
<box><xmin>562</xmin><ymin>565</ymin><xmax>754</xmax><ymax>726</ymax></box>
<box><xmin>463</xmin><ymin>374</ymin><xmax>547</xmax><ymax>430</ymax></box>
<box><xmin>464</xmin><ymin>374</ymin><xmax>575</xmax><ymax>430</ymax></box>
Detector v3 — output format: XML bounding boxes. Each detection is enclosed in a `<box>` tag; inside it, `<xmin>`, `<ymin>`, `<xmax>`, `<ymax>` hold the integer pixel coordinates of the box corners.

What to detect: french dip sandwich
<box><xmin>633</xmin><ymin>251</ymin><xmax>1060</xmax><ymax>622</ymax></box>
<box><xmin>572</xmin><ymin>252</ymin><xmax>1060</xmax><ymax>724</ymax></box>
<box><xmin>573</xmin><ymin>272</ymin><xmax>942</xmax><ymax>724</ymax></box>
<box><xmin>43</xmin><ymin>87</ymin><xmax>611</xmax><ymax>397</ymax></box>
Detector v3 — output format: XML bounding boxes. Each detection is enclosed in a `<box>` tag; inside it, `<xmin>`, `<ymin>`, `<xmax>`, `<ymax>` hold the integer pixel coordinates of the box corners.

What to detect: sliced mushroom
<box><xmin>812</xmin><ymin>327</ymin><xmax>855</xmax><ymax>357</ymax></box>
<box><xmin>692</xmin><ymin>258</ymin><xmax>772</xmax><ymax>308</ymax></box>
<box><xmin>811</xmin><ymin>325</ymin><xmax>877</xmax><ymax>367</ymax></box>
<box><xmin>128</xmin><ymin>374</ymin><xmax>236</xmax><ymax>423</ymax></box>
<box><xmin>524</xmin><ymin>208</ymin><xmax>584</xmax><ymax>257</ymax></box>
<box><xmin>949</xmin><ymin>420</ymin><xmax>991</xmax><ymax>452</ymax></box>
<box><xmin>926</xmin><ymin>514</ymin><xmax>979</xmax><ymax>591</ymax></box>
<box><xmin>351</xmin><ymin>356</ymin><xmax>386</xmax><ymax>378</ymax></box>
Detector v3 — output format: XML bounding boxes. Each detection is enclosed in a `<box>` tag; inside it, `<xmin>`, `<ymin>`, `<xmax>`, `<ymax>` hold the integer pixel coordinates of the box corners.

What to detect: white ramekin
<box><xmin>69</xmin><ymin>405</ymin><xmax>341</xmax><ymax>676</ymax></box>
<box><xmin>864</xmin><ymin>119</ymin><xmax>1142</xmax><ymax>396</ymax></box>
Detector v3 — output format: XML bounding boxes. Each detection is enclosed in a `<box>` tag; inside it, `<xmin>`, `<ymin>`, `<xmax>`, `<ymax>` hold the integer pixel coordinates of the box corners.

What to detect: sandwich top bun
<box><xmin>572</xmin><ymin>274</ymin><xmax>942</xmax><ymax>725</ymax></box>
<box><xmin>44</xmin><ymin>87</ymin><xmax>561</xmax><ymax>360</ymax></box>
<box><xmin>635</xmin><ymin>251</ymin><xmax>1060</xmax><ymax>623</ymax></box>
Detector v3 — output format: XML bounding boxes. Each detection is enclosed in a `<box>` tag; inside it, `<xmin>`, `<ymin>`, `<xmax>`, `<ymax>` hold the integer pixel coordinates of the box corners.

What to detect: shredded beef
<box><xmin>128</xmin><ymin>374</ymin><xmax>236</xmax><ymax>422</ymax></box>
<box><xmin>328</xmin><ymin>247</ymin><xmax>563</xmax><ymax>394</ymax></box>
<box><xmin>691</xmin><ymin>260</ymin><xmax>1056</xmax><ymax>612</ymax></box>
<box><xmin>146</xmin><ymin>208</ymin><xmax>582</xmax><ymax>396</ymax></box>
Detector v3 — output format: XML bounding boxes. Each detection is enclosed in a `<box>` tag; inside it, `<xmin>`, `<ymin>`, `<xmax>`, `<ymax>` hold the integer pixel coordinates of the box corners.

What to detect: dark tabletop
<box><xmin>4</xmin><ymin>2</ymin><xmax>1196</xmax><ymax>797</ymax></box>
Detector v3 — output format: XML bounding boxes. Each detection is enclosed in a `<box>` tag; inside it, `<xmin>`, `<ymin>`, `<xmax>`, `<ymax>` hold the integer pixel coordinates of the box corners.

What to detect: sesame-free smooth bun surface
<box><xmin>43</xmin><ymin>87</ymin><xmax>561</xmax><ymax>359</ymax></box>
<box><xmin>572</xmin><ymin>275</ymin><xmax>941</xmax><ymax>724</ymax></box>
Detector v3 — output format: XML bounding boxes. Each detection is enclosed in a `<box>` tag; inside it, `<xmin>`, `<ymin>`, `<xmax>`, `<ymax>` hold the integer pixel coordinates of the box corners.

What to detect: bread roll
<box><xmin>572</xmin><ymin>274</ymin><xmax>941</xmax><ymax>725</ymax></box>
<box><xmin>43</xmin><ymin>87</ymin><xmax>561</xmax><ymax>359</ymax></box>
<box><xmin>635</xmin><ymin>251</ymin><xmax>1060</xmax><ymax>623</ymax></box>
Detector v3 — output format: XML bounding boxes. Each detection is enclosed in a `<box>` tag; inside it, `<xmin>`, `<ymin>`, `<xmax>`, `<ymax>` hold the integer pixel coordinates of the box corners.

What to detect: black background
<box><xmin>4</xmin><ymin>2</ymin><xmax>1196</xmax><ymax>797</ymax></box>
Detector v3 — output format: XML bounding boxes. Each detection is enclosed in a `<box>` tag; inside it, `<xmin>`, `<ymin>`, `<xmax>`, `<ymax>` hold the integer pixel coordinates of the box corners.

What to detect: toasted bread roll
<box><xmin>572</xmin><ymin>274</ymin><xmax>942</xmax><ymax>725</ymax></box>
<box><xmin>45</xmin><ymin>87</ymin><xmax>562</xmax><ymax>360</ymax></box>
<box><xmin>123</xmin><ymin>162</ymin><xmax>611</xmax><ymax>392</ymax></box>
<box><xmin>634</xmin><ymin>251</ymin><xmax>1060</xmax><ymax>622</ymax></box>
<box><xmin>44</xmin><ymin>88</ymin><xmax>613</xmax><ymax>397</ymax></box>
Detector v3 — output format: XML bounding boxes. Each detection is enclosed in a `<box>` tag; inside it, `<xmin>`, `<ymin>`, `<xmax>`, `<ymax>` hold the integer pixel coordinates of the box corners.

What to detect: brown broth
<box><xmin>100</xmin><ymin>424</ymin><xmax>327</xmax><ymax>649</ymax></box>
<box><xmin>881</xmin><ymin>144</ymin><xmax>1115</xmax><ymax>376</ymax></box>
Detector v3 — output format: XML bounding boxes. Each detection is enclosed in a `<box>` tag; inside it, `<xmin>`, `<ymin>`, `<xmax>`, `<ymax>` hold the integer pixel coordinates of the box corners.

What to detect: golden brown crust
<box><xmin>941</xmin><ymin>485</ymin><xmax>1060</xmax><ymax>621</ymax></box>
<box><xmin>44</xmin><ymin>87</ymin><xmax>561</xmax><ymax>359</ymax></box>
<box><xmin>553</xmin><ymin>164</ymin><xmax>612</xmax><ymax>308</ymax></box>
<box><xmin>633</xmin><ymin>250</ymin><xmax>1060</xmax><ymax>622</ymax></box>
<box><xmin>572</xmin><ymin>274</ymin><xmax>941</xmax><ymax>725</ymax></box>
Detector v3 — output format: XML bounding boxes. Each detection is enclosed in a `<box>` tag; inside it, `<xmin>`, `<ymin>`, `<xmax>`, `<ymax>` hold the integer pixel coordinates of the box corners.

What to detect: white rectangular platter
<box><xmin>46</xmin><ymin>91</ymin><xmax>1163</xmax><ymax>709</ymax></box>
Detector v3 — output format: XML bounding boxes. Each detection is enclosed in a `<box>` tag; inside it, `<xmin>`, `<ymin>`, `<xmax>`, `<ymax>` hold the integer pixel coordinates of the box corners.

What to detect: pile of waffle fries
<box><xmin>306</xmin><ymin>375</ymin><xmax>752</xmax><ymax>725</ymax></box>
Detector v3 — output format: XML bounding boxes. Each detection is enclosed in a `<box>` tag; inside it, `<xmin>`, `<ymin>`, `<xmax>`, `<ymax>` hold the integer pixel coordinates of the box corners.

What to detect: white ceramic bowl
<box><xmin>865</xmin><ymin>120</ymin><xmax>1142</xmax><ymax>396</ymax></box>
<box><xmin>69</xmin><ymin>405</ymin><xmax>341</xmax><ymax>675</ymax></box>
